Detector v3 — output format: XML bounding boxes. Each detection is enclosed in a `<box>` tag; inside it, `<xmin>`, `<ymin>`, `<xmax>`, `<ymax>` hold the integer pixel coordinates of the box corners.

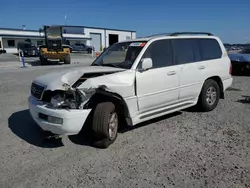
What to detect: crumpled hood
<box><xmin>34</xmin><ymin>66</ymin><xmax>125</xmax><ymax>91</ymax></box>
<box><xmin>228</xmin><ymin>53</ymin><xmax>250</xmax><ymax>63</ymax></box>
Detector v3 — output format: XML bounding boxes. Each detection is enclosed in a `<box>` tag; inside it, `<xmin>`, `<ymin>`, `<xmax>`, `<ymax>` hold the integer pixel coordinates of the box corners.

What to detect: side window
<box><xmin>7</xmin><ymin>40</ymin><xmax>15</xmax><ymax>47</ymax></box>
<box><xmin>0</xmin><ymin>41</ymin><xmax>2</xmax><ymax>48</ymax></box>
<box><xmin>142</xmin><ymin>39</ymin><xmax>173</xmax><ymax>68</ymax></box>
<box><xmin>199</xmin><ymin>39</ymin><xmax>222</xmax><ymax>61</ymax></box>
<box><xmin>172</xmin><ymin>39</ymin><xmax>197</xmax><ymax>64</ymax></box>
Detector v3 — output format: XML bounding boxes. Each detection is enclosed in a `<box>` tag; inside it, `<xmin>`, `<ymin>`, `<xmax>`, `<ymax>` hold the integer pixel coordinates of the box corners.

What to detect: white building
<box><xmin>0</xmin><ymin>25</ymin><xmax>136</xmax><ymax>53</ymax></box>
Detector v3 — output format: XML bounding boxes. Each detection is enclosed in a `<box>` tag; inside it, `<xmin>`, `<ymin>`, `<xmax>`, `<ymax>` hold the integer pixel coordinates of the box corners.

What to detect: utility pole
<box><xmin>65</xmin><ymin>15</ymin><xmax>67</xmax><ymax>26</ymax></box>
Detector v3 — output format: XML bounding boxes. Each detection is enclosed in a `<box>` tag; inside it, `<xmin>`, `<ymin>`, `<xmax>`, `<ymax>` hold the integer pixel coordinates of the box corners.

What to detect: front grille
<box><xmin>31</xmin><ymin>83</ymin><xmax>45</xmax><ymax>100</ymax></box>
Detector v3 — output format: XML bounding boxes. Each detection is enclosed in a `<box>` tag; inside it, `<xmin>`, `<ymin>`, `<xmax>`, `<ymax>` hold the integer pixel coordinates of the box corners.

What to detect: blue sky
<box><xmin>0</xmin><ymin>0</ymin><xmax>249</xmax><ymax>44</ymax></box>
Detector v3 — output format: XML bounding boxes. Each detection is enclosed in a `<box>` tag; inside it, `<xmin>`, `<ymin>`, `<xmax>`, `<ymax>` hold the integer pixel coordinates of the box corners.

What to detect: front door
<box><xmin>136</xmin><ymin>39</ymin><xmax>179</xmax><ymax>112</ymax></box>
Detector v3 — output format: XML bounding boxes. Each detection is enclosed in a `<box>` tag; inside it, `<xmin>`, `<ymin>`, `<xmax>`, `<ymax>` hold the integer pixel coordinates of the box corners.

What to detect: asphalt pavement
<box><xmin>0</xmin><ymin>53</ymin><xmax>95</xmax><ymax>70</ymax></box>
<box><xmin>0</xmin><ymin>65</ymin><xmax>249</xmax><ymax>188</ymax></box>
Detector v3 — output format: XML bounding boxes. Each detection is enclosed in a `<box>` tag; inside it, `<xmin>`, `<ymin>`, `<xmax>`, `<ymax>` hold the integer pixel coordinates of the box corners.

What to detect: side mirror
<box><xmin>140</xmin><ymin>58</ymin><xmax>153</xmax><ymax>71</ymax></box>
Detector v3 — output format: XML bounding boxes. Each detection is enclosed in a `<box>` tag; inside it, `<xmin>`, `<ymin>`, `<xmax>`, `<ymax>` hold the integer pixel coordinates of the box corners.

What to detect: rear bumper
<box><xmin>223</xmin><ymin>77</ymin><xmax>233</xmax><ymax>91</ymax></box>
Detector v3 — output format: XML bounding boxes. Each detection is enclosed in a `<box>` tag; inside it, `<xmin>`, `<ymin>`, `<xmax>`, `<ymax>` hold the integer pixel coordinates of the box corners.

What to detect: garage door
<box><xmin>90</xmin><ymin>33</ymin><xmax>101</xmax><ymax>52</ymax></box>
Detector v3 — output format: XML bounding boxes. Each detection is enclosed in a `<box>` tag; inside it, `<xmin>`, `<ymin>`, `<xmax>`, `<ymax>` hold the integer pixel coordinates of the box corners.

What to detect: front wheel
<box><xmin>197</xmin><ymin>79</ymin><xmax>220</xmax><ymax>112</ymax></box>
<box><xmin>92</xmin><ymin>102</ymin><xmax>119</xmax><ymax>148</ymax></box>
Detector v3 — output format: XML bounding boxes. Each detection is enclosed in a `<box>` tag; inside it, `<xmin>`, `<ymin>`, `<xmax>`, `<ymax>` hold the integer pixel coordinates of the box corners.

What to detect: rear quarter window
<box><xmin>199</xmin><ymin>39</ymin><xmax>222</xmax><ymax>61</ymax></box>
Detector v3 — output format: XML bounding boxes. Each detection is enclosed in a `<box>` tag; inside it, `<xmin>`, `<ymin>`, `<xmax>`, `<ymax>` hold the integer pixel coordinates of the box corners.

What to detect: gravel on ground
<box><xmin>0</xmin><ymin>66</ymin><xmax>249</xmax><ymax>188</ymax></box>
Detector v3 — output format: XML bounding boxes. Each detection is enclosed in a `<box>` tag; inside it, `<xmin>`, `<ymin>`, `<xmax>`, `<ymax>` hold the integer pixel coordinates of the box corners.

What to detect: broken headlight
<box><xmin>50</xmin><ymin>94</ymin><xmax>64</xmax><ymax>108</ymax></box>
<box><xmin>49</xmin><ymin>88</ymin><xmax>96</xmax><ymax>109</ymax></box>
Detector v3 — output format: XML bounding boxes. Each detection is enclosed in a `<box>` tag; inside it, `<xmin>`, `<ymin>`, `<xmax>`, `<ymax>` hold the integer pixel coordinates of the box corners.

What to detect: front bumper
<box><xmin>28</xmin><ymin>96</ymin><xmax>91</xmax><ymax>135</ymax></box>
<box><xmin>41</xmin><ymin>52</ymin><xmax>69</xmax><ymax>59</ymax></box>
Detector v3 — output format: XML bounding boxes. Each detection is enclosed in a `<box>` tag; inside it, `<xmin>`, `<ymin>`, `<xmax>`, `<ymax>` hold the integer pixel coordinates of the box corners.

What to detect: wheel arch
<box><xmin>86</xmin><ymin>90</ymin><xmax>131</xmax><ymax>125</ymax></box>
<box><xmin>204</xmin><ymin>76</ymin><xmax>224</xmax><ymax>99</ymax></box>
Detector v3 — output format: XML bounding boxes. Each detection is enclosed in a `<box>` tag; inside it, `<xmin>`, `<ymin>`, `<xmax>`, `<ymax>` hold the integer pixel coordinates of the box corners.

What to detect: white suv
<box><xmin>28</xmin><ymin>32</ymin><xmax>233</xmax><ymax>148</ymax></box>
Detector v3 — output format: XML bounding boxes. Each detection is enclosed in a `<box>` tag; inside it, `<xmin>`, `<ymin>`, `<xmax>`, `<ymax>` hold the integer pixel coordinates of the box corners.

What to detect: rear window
<box><xmin>199</xmin><ymin>39</ymin><xmax>222</xmax><ymax>61</ymax></box>
<box><xmin>240</xmin><ymin>49</ymin><xmax>250</xmax><ymax>54</ymax></box>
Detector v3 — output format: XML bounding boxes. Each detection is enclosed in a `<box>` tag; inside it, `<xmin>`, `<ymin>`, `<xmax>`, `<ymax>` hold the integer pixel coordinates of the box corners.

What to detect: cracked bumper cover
<box><xmin>28</xmin><ymin>96</ymin><xmax>91</xmax><ymax>135</ymax></box>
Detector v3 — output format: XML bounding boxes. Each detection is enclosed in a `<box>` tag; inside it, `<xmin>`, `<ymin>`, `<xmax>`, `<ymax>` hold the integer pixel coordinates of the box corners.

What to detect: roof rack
<box><xmin>170</xmin><ymin>32</ymin><xmax>213</xmax><ymax>36</ymax></box>
<box><xmin>143</xmin><ymin>32</ymin><xmax>213</xmax><ymax>38</ymax></box>
<box><xmin>144</xmin><ymin>33</ymin><xmax>172</xmax><ymax>38</ymax></box>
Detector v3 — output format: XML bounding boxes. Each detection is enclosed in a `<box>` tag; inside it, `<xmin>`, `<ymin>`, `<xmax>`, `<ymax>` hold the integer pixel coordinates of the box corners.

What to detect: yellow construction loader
<box><xmin>39</xmin><ymin>25</ymin><xmax>71</xmax><ymax>65</ymax></box>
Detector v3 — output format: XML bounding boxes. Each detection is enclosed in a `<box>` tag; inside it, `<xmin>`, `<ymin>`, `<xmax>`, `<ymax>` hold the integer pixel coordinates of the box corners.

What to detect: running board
<box><xmin>140</xmin><ymin>102</ymin><xmax>193</xmax><ymax>119</ymax></box>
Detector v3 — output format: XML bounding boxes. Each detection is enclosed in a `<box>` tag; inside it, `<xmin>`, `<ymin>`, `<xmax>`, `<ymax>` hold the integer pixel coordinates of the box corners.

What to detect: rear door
<box><xmin>172</xmin><ymin>38</ymin><xmax>202</xmax><ymax>101</ymax></box>
<box><xmin>197</xmin><ymin>38</ymin><xmax>224</xmax><ymax>80</ymax></box>
<box><xmin>136</xmin><ymin>39</ymin><xmax>179</xmax><ymax>112</ymax></box>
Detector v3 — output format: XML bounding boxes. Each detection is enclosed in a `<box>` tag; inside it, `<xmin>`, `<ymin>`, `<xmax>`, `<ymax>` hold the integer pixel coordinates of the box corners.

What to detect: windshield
<box><xmin>92</xmin><ymin>41</ymin><xmax>147</xmax><ymax>69</ymax></box>
<box><xmin>240</xmin><ymin>49</ymin><xmax>250</xmax><ymax>54</ymax></box>
<box><xmin>46</xmin><ymin>27</ymin><xmax>62</xmax><ymax>39</ymax></box>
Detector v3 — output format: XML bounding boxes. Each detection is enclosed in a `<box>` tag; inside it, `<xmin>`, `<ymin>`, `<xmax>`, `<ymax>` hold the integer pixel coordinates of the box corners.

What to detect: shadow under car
<box><xmin>8</xmin><ymin>109</ymin><xmax>64</xmax><ymax>148</ymax></box>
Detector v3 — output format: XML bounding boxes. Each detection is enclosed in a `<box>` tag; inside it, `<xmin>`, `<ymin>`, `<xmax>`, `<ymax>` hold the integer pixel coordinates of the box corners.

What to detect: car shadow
<box><xmin>68</xmin><ymin>111</ymin><xmax>182</xmax><ymax>148</ymax></box>
<box><xmin>8</xmin><ymin>110</ymin><xmax>64</xmax><ymax>148</ymax></box>
<box><xmin>237</xmin><ymin>95</ymin><xmax>250</xmax><ymax>104</ymax></box>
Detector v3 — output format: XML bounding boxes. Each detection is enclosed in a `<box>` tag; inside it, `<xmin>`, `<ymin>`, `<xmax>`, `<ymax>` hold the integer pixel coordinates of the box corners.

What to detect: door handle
<box><xmin>198</xmin><ymin>66</ymin><xmax>205</xmax><ymax>70</ymax></box>
<box><xmin>167</xmin><ymin>71</ymin><xmax>177</xmax><ymax>76</ymax></box>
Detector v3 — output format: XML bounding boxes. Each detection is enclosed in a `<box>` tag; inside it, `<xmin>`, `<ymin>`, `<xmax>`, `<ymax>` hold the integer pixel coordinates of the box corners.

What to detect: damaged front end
<box><xmin>30</xmin><ymin>66</ymin><xmax>133</xmax><ymax>111</ymax></box>
<box><xmin>48</xmin><ymin>85</ymin><xmax>96</xmax><ymax>110</ymax></box>
<box><xmin>31</xmin><ymin>72</ymin><xmax>112</xmax><ymax>110</ymax></box>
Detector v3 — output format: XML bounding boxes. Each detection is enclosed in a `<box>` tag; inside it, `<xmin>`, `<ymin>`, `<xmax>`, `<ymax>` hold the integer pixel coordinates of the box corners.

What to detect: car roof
<box><xmin>124</xmin><ymin>32</ymin><xmax>219</xmax><ymax>43</ymax></box>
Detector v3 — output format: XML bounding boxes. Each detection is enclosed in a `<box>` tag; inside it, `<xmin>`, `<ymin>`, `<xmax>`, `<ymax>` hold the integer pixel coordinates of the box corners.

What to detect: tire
<box><xmin>92</xmin><ymin>102</ymin><xmax>118</xmax><ymax>148</ymax></box>
<box><xmin>39</xmin><ymin>55</ymin><xmax>47</xmax><ymax>65</ymax></box>
<box><xmin>64</xmin><ymin>55</ymin><xmax>71</xmax><ymax>64</ymax></box>
<box><xmin>197</xmin><ymin>79</ymin><xmax>220</xmax><ymax>112</ymax></box>
<box><xmin>87</xmin><ymin>48</ymin><xmax>92</xmax><ymax>54</ymax></box>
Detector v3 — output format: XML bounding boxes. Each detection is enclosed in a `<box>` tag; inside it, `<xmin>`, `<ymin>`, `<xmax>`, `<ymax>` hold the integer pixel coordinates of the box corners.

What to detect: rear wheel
<box><xmin>92</xmin><ymin>102</ymin><xmax>119</xmax><ymax>148</ymax></box>
<box><xmin>197</xmin><ymin>79</ymin><xmax>220</xmax><ymax>112</ymax></box>
<box><xmin>64</xmin><ymin>55</ymin><xmax>71</xmax><ymax>64</ymax></box>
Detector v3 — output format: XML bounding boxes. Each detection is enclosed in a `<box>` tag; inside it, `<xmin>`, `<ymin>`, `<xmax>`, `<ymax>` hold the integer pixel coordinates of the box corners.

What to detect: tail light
<box><xmin>229</xmin><ymin>61</ymin><xmax>232</xmax><ymax>74</ymax></box>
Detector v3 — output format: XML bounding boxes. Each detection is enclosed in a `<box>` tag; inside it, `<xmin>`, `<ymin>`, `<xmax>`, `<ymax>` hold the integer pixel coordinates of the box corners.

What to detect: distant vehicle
<box><xmin>17</xmin><ymin>41</ymin><xmax>39</xmax><ymax>57</ymax></box>
<box><xmin>70</xmin><ymin>43</ymin><xmax>94</xmax><ymax>53</ymax></box>
<box><xmin>228</xmin><ymin>48</ymin><xmax>250</xmax><ymax>74</ymax></box>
